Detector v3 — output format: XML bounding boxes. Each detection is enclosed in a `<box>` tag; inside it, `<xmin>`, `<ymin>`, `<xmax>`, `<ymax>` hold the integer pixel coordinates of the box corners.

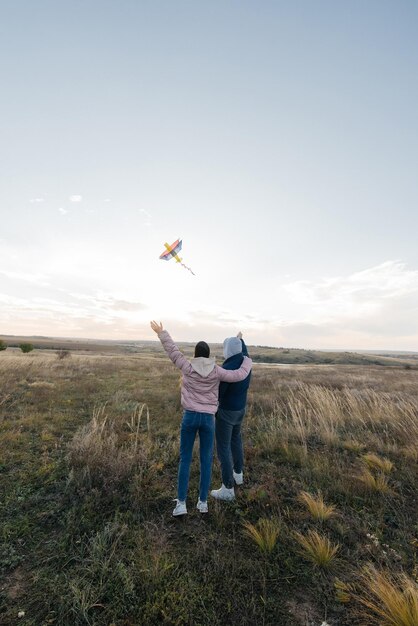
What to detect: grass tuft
<box><xmin>297</xmin><ymin>491</ymin><xmax>337</xmax><ymax>521</ymax></box>
<box><xmin>354</xmin><ymin>565</ymin><xmax>418</xmax><ymax>626</ymax></box>
<box><xmin>294</xmin><ymin>529</ymin><xmax>339</xmax><ymax>568</ymax></box>
<box><xmin>242</xmin><ymin>518</ymin><xmax>281</xmax><ymax>554</ymax></box>
<box><xmin>362</xmin><ymin>453</ymin><xmax>394</xmax><ymax>474</ymax></box>
<box><xmin>358</xmin><ymin>468</ymin><xmax>393</xmax><ymax>494</ymax></box>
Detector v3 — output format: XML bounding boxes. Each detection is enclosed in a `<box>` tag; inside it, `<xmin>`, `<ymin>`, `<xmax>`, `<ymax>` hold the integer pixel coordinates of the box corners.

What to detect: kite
<box><xmin>159</xmin><ymin>239</ymin><xmax>195</xmax><ymax>276</ymax></box>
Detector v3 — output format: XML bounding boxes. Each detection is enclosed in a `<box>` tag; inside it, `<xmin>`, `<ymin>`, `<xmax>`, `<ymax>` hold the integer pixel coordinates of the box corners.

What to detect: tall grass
<box><xmin>354</xmin><ymin>565</ymin><xmax>418</xmax><ymax>626</ymax></box>
<box><xmin>254</xmin><ymin>381</ymin><xmax>418</xmax><ymax>453</ymax></box>
<box><xmin>68</xmin><ymin>402</ymin><xmax>149</xmax><ymax>494</ymax></box>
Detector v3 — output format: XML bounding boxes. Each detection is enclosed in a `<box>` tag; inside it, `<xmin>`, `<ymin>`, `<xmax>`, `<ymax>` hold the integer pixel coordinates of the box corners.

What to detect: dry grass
<box><xmin>357</xmin><ymin>468</ymin><xmax>394</xmax><ymax>494</ymax></box>
<box><xmin>362</xmin><ymin>453</ymin><xmax>394</xmax><ymax>474</ymax></box>
<box><xmin>1</xmin><ymin>350</ymin><xmax>418</xmax><ymax>626</ymax></box>
<box><xmin>297</xmin><ymin>491</ymin><xmax>338</xmax><ymax>521</ymax></box>
<box><xmin>242</xmin><ymin>518</ymin><xmax>281</xmax><ymax>554</ymax></box>
<box><xmin>294</xmin><ymin>529</ymin><xmax>340</xmax><ymax>568</ymax></box>
<box><xmin>354</xmin><ymin>565</ymin><xmax>418</xmax><ymax>626</ymax></box>
<box><xmin>254</xmin><ymin>378</ymin><xmax>418</xmax><ymax>454</ymax></box>
<box><xmin>68</xmin><ymin>403</ymin><xmax>149</xmax><ymax>493</ymax></box>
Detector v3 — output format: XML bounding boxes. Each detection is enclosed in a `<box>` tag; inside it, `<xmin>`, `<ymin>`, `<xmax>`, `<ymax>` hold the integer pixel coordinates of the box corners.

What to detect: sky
<box><xmin>1</xmin><ymin>0</ymin><xmax>418</xmax><ymax>350</ymax></box>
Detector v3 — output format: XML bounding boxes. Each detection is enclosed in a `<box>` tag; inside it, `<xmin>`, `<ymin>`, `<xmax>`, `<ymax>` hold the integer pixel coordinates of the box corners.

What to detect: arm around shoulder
<box><xmin>218</xmin><ymin>356</ymin><xmax>252</xmax><ymax>382</ymax></box>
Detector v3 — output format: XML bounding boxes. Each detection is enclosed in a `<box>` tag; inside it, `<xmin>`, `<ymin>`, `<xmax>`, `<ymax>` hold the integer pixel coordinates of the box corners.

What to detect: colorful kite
<box><xmin>159</xmin><ymin>239</ymin><xmax>195</xmax><ymax>275</ymax></box>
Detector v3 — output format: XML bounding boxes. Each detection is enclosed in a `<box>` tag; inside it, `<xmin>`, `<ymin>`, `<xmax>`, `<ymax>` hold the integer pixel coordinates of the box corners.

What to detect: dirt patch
<box><xmin>287</xmin><ymin>595</ymin><xmax>323</xmax><ymax>625</ymax></box>
<box><xmin>2</xmin><ymin>566</ymin><xmax>27</xmax><ymax>600</ymax></box>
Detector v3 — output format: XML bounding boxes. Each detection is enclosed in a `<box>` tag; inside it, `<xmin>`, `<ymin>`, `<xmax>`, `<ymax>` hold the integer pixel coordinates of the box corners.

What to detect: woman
<box><xmin>150</xmin><ymin>321</ymin><xmax>252</xmax><ymax>516</ymax></box>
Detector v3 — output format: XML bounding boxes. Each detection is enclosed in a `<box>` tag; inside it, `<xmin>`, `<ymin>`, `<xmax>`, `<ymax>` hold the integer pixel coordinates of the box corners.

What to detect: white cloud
<box><xmin>29</xmin><ymin>197</ymin><xmax>44</xmax><ymax>203</ymax></box>
<box><xmin>283</xmin><ymin>261</ymin><xmax>418</xmax><ymax>323</ymax></box>
<box><xmin>58</xmin><ymin>207</ymin><xmax>68</xmax><ymax>215</ymax></box>
<box><xmin>0</xmin><ymin>269</ymin><xmax>50</xmax><ymax>287</ymax></box>
<box><xmin>69</xmin><ymin>195</ymin><xmax>83</xmax><ymax>202</ymax></box>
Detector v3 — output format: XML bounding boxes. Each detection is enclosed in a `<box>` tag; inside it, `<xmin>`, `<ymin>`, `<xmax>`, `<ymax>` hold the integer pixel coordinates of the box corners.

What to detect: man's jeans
<box><xmin>178</xmin><ymin>410</ymin><xmax>215</xmax><ymax>502</ymax></box>
<box><xmin>215</xmin><ymin>408</ymin><xmax>245</xmax><ymax>489</ymax></box>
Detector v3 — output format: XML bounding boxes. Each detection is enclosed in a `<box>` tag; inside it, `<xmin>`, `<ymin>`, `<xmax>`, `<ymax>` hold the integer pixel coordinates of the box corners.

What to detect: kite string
<box><xmin>180</xmin><ymin>262</ymin><xmax>195</xmax><ymax>276</ymax></box>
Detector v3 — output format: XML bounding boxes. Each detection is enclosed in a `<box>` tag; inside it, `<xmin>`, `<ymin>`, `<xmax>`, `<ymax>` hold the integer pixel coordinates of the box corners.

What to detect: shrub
<box><xmin>19</xmin><ymin>343</ymin><xmax>34</xmax><ymax>353</ymax></box>
<box><xmin>0</xmin><ymin>340</ymin><xmax>7</xmax><ymax>351</ymax></box>
<box><xmin>56</xmin><ymin>349</ymin><xmax>71</xmax><ymax>360</ymax></box>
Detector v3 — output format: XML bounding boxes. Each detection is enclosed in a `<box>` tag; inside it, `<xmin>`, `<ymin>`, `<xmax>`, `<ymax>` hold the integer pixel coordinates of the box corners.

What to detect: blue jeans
<box><xmin>215</xmin><ymin>408</ymin><xmax>245</xmax><ymax>489</ymax></box>
<box><xmin>178</xmin><ymin>410</ymin><xmax>215</xmax><ymax>502</ymax></box>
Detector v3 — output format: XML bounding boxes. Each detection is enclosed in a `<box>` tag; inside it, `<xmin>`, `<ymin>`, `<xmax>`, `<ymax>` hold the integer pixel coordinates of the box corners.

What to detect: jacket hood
<box><xmin>190</xmin><ymin>357</ymin><xmax>216</xmax><ymax>377</ymax></box>
<box><xmin>223</xmin><ymin>337</ymin><xmax>242</xmax><ymax>360</ymax></box>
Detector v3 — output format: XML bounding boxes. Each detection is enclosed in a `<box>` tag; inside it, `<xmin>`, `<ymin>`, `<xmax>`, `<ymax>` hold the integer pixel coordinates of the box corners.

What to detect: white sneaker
<box><xmin>210</xmin><ymin>484</ymin><xmax>235</xmax><ymax>501</ymax></box>
<box><xmin>196</xmin><ymin>499</ymin><xmax>208</xmax><ymax>513</ymax></box>
<box><xmin>172</xmin><ymin>499</ymin><xmax>187</xmax><ymax>516</ymax></box>
<box><xmin>233</xmin><ymin>471</ymin><xmax>243</xmax><ymax>485</ymax></box>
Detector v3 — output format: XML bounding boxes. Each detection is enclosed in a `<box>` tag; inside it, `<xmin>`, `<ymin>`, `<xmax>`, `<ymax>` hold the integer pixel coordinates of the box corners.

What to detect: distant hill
<box><xmin>1</xmin><ymin>334</ymin><xmax>416</xmax><ymax>367</ymax></box>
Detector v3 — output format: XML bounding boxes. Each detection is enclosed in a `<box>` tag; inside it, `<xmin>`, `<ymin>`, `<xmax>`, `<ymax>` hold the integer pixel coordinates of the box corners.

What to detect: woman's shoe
<box><xmin>196</xmin><ymin>499</ymin><xmax>208</xmax><ymax>513</ymax></box>
<box><xmin>233</xmin><ymin>471</ymin><xmax>243</xmax><ymax>485</ymax></box>
<box><xmin>172</xmin><ymin>499</ymin><xmax>187</xmax><ymax>516</ymax></box>
<box><xmin>210</xmin><ymin>484</ymin><xmax>235</xmax><ymax>501</ymax></box>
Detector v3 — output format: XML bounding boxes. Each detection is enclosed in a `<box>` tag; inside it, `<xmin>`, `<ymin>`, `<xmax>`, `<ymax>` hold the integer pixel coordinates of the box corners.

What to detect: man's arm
<box><xmin>238</xmin><ymin>332</ymin><xmax>249</xmax><ymax>357</ymax></box>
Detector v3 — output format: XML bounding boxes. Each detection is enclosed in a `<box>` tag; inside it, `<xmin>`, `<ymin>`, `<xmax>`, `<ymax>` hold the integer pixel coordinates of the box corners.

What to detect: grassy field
<box><xmin>2</xmin><ymin>334</ymin><xmax>417</xmax><ymax>367</ymax></box>
<box><xmin>0</xmin><ymin>348</ymin><xmax>417</xmax><ymax>625</ymax></box>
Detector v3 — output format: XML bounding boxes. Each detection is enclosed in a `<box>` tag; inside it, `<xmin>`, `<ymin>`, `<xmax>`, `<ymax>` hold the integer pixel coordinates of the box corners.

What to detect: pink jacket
<box><xmin>158</xmin><ymin>331</ymin><xmax>253</xmax><ymax>414</ymax></box>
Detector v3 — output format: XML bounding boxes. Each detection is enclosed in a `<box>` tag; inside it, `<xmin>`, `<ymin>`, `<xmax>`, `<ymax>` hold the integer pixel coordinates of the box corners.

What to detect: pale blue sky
<box><xmin>1</xmin><ymin>1</ymin><xmax>418</xmax><ymax>349</ymax></box>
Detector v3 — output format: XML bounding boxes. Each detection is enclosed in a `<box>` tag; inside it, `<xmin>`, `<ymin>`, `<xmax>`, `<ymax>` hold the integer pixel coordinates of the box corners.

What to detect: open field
<box><xmin>0</xmin><ymin>349</ymin><xmax>417</xmax><ymax>625</ymax></box>
<box><xmin>1</xmin><ymin>334</ymin><xmax>417</xmax><ymax>367</ymax></box>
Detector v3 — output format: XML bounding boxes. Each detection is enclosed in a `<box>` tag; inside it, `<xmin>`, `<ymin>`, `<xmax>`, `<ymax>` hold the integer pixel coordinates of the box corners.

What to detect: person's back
<box><xmin>211</xmin><ymin>333</ymin><xmax>251</xmax><ymax>501</ymax></box>
<box><xmin>150</xmin><ymin>321</ymin><xmax>252</xmax><ymax>516</ymax></box>
<box><xmin>218</xmin><ymin>336</ymin><xmax>251</xmax><ymax>412</ymax></box>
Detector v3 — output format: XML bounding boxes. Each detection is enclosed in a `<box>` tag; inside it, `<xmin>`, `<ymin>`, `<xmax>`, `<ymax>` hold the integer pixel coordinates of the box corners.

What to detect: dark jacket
<box><xmin>219</xmin><ymin>339</ymin><xmax>251</xmax><ymax>411</ymax></box>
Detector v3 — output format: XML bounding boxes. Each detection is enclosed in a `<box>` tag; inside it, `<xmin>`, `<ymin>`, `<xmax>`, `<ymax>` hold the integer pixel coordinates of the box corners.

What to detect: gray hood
<box><xmin>190</xmin><ymin>357</ymin><xmax>216</xmax><ymax>377</ymax></box>
<box><xmin>223</xmin><ymin>337</ymin><xmax>242</xmax><ymax>360</ymax></box>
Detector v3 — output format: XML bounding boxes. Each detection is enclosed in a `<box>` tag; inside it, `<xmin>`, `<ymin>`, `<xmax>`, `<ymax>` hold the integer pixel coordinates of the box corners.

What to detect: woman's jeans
<box><xmin>178</xmin><ymin>410</ymin><xmax>215</xmax><ymax>502</ymax></box>
<box><xmin>215</xmin><ymin>408</ymin><xmax>245</xmax><ymax>489</ymax></box>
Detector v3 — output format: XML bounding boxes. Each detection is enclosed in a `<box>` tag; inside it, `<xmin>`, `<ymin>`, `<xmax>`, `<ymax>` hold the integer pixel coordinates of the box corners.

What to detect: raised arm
<box><xmin>237</xmin><ymin>331</ymin><xmax>249</xmax><ymax>357</ymax></box>
<box><xmin>150</xmin><ymin>321</ymin><xmax>190</xmax><ymax>373</ymax></box>
<box><xmin>217</xmin><ymin>356</ymin><xmax>252</xmax><ymax>382</ymax></box>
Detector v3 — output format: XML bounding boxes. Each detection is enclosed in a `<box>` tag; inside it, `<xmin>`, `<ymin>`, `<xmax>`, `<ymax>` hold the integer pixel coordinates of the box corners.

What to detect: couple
<box><xmin>150</xmin><ymin>321</ymin><xmax>252</xmax><ymax>516</ymax></box>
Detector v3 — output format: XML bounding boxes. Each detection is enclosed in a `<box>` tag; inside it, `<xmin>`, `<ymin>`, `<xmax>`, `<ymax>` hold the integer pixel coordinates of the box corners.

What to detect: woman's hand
<box><xmin>150</xmin><ymin>320</ymin><xmax>164</xmax><ymax>335</ymax></box>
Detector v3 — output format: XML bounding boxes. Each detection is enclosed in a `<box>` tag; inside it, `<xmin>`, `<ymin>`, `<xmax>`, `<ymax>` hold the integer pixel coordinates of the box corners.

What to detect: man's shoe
<box><xmin>233</xmin><ymin>471</ymin><xmax>243</xmax><ymax>485</ymax></box>
<box><xmin>172</xmin><ymin>499</ymin><xmax>187</xmax><ymax>516</ymax></box>
<box><xmin>210</xmin><ymin>484</ymin><xmax>235</xmax><ymax>501</ymax></box>
<box><xmin>196</xmin><ymin>499</ymin><xmax>208</xmax><ymax>513</ymax></box>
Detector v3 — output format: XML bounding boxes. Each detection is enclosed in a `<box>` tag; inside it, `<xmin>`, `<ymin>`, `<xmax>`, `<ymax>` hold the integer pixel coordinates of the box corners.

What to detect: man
<box><xmin>211</xmin><ymin>332</ymin><xmax>251</xmax><ymax>501</ymax></box>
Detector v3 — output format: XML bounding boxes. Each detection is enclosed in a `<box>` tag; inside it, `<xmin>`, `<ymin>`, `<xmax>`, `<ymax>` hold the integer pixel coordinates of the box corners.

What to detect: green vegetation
<box><xmin>0</xmin><ymin>351</ymin><xmax>417</xmax><ymax>625</ymax></box>
<box><xmin>0</xmin><ymin>340</ymin><xmax>6</xmax><ymax>351</ymax></box>
<box><xmin>18</xmin><ymin>343</ymin><xmax>34</xmax><ymax>354</ymax></box>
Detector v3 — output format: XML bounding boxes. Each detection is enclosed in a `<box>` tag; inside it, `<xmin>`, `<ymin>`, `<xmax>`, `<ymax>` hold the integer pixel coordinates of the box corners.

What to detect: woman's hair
<box><xmin>194</xmin><ymin>341</ymin><xmax>210</xmax><ymax>358</ymax></box>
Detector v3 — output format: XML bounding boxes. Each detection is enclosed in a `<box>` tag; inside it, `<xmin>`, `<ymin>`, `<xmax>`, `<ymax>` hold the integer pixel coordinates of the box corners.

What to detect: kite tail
<box><xmin>180</xmin><ymin>262</ymin><xmax>196</xmax><ymax>276</ymax></box>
